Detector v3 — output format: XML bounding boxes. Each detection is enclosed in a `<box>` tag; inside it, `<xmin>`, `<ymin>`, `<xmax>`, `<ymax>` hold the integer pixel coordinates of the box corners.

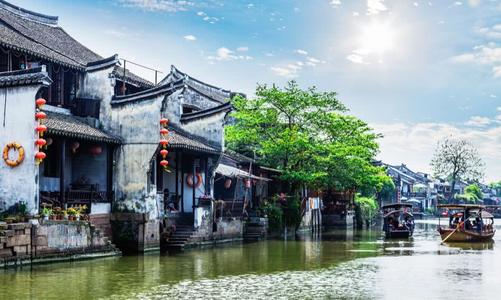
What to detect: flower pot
<box><xmin>68</xmin><ymin>215</ymin><xmax>75</xmax><ymax>221</ymax></box>
<box><xmin>49</xmin><ymin>215</ymin><xmax>56</xmax><ymax>221</ymax></box>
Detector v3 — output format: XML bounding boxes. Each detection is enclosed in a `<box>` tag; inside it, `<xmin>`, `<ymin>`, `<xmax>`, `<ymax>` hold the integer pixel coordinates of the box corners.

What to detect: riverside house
<box><xmin>0</xmin><ymin>0</ymin><xmax>244</xmax><ymax>261</ymax></box>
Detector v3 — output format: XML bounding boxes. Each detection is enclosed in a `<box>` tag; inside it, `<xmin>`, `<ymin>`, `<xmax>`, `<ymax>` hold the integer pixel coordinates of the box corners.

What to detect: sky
<box><xmin>10</xmin><ymin>0</ymin><xmax>501</xmax><ymax>181</ymax></box>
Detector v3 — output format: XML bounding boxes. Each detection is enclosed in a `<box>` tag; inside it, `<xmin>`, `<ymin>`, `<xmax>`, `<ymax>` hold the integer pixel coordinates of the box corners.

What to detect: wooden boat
<box><xmin>382</xmin><ymin>203</ymin><xmax>414</xmax><ymax>238</ymax></box>
<box><xmin>437</xmin><ymin>204</ymin><xmax>496</xmax><ymax>243</ymax></box>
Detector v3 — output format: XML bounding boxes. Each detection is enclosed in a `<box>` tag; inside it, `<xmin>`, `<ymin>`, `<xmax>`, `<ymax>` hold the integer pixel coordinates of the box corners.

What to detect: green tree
<box><xmin>456</xmin><ymin>183</ymin><xmax>483</xmax><ymax>204</ymax></box>
<box><xmin>226</xmin><ymin>81</ymin><xmax>389</xmax><ymax>194</ymax></box>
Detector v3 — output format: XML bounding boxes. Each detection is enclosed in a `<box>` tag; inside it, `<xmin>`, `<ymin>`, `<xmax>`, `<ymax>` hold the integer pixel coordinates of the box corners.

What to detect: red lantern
<box><xmin>160</xmin><ymin>149</ymin><xmax>168</xmax><ymax>158</ymax></box>
<box><xmin>159</xmin><ymin>139</ymin><xmax>169</xmax><ymax>147</ymax></box>
<box><xmin>35</xmin><ymin>151</ymin><xmax>46</xmax><ymax>160</ymax></box>
<box><xmin>36</xmin><ymin>125</ymin><xmax>47</xmax><ymax>136</ymax></box>
<box><xmin>159</xmin><ymin>118</ymin><xmax>169</xmax><ymax>126</ymax></box>
<box><xmin>35</xmin><ymin>138</ymin><xmax>47</xmax><ymax>147</ymax></box>
<box><xmin>159</xmin><ymin>160</ymin><xmax>169</xmax><ymax>167</ymax></box>
<box><xmin>224</xmin><ymin>178</ymin><xmax>232</xmax><ymax>189</ymax></box>
<box><xmin>35</xmin><ymin>98</ymin><xmax>46</xmax><ymax>107</ymax></box>
<box><xmin>89</xmin><ymin>145</ymin><xmax>103</xmax><ymax>156</ymax></box>
<box><xmin>160</xmin><ymin>128</ymin><xmax>169</xmax><ymax>136</ymax></box>
<box><xmin>35</xmin><ymin>111</ymin><xmax>47</xmax><ymax>120</ymax></box>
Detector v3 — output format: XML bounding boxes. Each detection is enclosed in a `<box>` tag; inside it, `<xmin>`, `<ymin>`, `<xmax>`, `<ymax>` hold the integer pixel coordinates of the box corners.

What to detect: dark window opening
<box><xmin>182</xmin><ymin>105</ymin><xmax>200</xmax><ymax>114</ymax></box>
<box><xmin>42</xmin><ymin>139</ymin><xmax>61</xmax><ymax>178</ymax></box>
<box><xmin>114</xmin><ymin>80</ymin><xmax>143</xmax><ymax>96</ymax></box>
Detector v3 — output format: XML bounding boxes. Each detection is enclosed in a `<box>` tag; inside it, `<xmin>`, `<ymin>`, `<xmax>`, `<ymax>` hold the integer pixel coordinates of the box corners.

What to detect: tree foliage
<box><xmin>430</xmin><ymin>136</ymin><xmax>485</xmax><ymax>200</ymax></box>
<box><xmin>226</xmin><ymin>81</ymin><xmax>389</xmax><ymax>193</ymax></box>
<box><xmin>456</xmin><ymin>184</ymin><xmax>483</xmax><ymax>204</ymax></box>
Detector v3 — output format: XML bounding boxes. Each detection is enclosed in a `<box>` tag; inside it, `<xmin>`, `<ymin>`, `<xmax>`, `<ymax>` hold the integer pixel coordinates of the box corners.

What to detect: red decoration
<box><xmin>35</xmin><ymin>138</ymin><xmax>47</xmax><ymax>147</ymax></box>
<box><xmin>35</xmin><ymin>111</ymin><xmax>47</xmax><ymax>120</ymax></box>
<box><xmin>159</xmin><ymin>160</ymin><xmax>169</xmax><ymax>167</ymax></box>
<box><xmin>88</xmin><ymin>145</ymin><xmax>103</xmax><ymax>156</ymax></box>
<box><xmin>160</xmin><ymin>149</ymin><xmax>168</xmax><ymax>158</ymax></box>
<box><xmin>159</xmin><ymin>118</ymin><xmax>169</xmax><ymax>126</ymax></box>
<box><xmin>35</xmin><ymin>151</ymin><xmax>46</xmax><ymax>160</ymax></box>
<box><xmin>35</xmin><ymin>98</ymin><xmax>46</xmax><ymax>107</ymax></box>
<box><xmin>36</xmin><ymin>125</ymin><xmax>47</xmax><ymax>137</ymax></box>
<box><xmin>160</xmin><ymin>128</ymin><xmax>169</xmax><ymax>136</ymax></box>
<box><xmin>159</xmin><ymin>139</ymin><xmax>169</xmax><ymax>147</ymax></box>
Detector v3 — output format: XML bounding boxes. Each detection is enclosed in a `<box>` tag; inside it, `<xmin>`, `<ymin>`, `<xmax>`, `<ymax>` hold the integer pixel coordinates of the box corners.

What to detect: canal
<box><xmin>0</xmin><ymin>219</ymin><xmax>499</xmax><ymax>299</ymax></box>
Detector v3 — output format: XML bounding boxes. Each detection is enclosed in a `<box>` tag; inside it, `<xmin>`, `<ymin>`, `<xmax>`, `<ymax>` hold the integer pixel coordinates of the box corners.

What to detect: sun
<box><xmin>359</xmin><ymin>21</ymin><xmax>395</xmax><ymax>55</ymax></box>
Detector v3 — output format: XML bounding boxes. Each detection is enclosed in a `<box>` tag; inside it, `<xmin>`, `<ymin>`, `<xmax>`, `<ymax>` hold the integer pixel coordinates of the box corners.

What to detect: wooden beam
<box><xmin>180</xmin><ymin>153</ymin><xmax>184</xmax><ymax>213</ymax></box>
<box><xmin>175</xmin><ymin>150</ymin><xmax>179</xmax><ymax>210</ymax></box>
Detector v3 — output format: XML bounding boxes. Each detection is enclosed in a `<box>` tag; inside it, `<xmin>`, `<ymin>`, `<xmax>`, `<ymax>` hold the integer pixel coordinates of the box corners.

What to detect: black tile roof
<box><xmin>166</xmin><ymin>125</ymin><xmax>221</xmax><ymax>154</ymax></box>
<box><xmin>0</xmin><ymin>66</ymin><xmax>51</xmax><ymax>87</ymax></box>
<box><xmin>180</xmin><ymin>102</ymin><xmax>232</xmax><ymax>123</ymax></box>
<box><xmin>0</xmin><ymin>1</ymin><xmax>152</xmax><ymax>87</ymax></box>
<box><xmin>44</xmin><ymin>111</ymin><xmax>121</xmax><ymax>144</ymax></box>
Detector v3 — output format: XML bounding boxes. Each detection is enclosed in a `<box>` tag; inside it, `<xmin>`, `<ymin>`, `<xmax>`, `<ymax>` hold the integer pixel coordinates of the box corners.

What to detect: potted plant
<box><xmin>67</xmin><ymin>207</ymin><xmax>77</xmax><ymax>221</ymax></box>
<box><xmin>53</xmin><ymin>207</ymin><xmax>63</xmax><ymax>220</ymax></box>
<box><xmin>63</xmin><ymin>209</ymin><xmax>69</xmax><ymax>220</ymax></box>
<box><xmin>41</xmin><ymin>207</ymin><xmax>52</xmax><ymax>221</ymax></box>
<box><xmin>76</xmin><ymin>205</ymin><xmax>87</xmax><ymax>221</ymax></box>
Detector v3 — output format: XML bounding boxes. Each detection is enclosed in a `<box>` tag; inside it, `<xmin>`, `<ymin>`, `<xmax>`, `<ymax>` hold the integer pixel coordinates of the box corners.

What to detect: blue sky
<box><xmin>11</xmin><ymin>0</ymin><xmax>501</xmax><ymax>181</ymax></box>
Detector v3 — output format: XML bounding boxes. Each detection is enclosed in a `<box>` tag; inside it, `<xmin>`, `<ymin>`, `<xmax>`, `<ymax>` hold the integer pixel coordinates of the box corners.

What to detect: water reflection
<box><xmin>0</xmin><ymin>219</ymin><xmax>499</xmax><ymax>299</ymax></box>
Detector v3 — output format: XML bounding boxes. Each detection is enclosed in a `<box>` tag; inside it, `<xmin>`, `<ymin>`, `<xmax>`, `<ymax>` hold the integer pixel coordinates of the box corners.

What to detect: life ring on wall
<box><xmin>3</xmin><ymin>142</ymin><xmax>25</xmax><ymax>167</ymax></box>
<box><xmin>186</xmin><ymin>173</ymin><xmax>203</xmax><ymax>188</ymax></box>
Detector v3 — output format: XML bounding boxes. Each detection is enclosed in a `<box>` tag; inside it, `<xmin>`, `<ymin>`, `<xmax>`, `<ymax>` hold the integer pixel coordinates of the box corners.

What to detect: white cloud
<box><xmin>237</xmin><ymin>46</ymin><xmax>249</xmax><ymax>52</ymax></box>
<box><xmin>476</xmin><ymin>24</ymin><xmax>501</xmax><ymax>40</ymax></box>
<box><xmin>295</xmin><ymin>49</ymin><xmax>308</xmax><ymax>55</ymax></box>
<box><xmin>270</xmin><ymin>66</ymin><xmax>298</xmax><ymax>78</ymax></box>
<box><xmin>353</xmin><ymin>11</ymin><xmax>360</xmax><ymax>16</ymax></box>
<box><xmin>453</xmin><ymin>1</ymin><xmax>463</xmax><ymax>6</ymax></box>
<box><xmin>374</xmin><ymin>121</ymin><xmax>501</xmax><ymax>182</ymax></box>
<box><xmin>183</xmin><ymin>35</ymin><xmax>196</xmax><ymax>41</ymax></box>
<box><xmin>346</xmin><ymin>53</ymin><xmax>365</xmax><ymax>64</ymax></box>
<box><xmin>206</xmin><ymin>47</ymin><xmax>253</xmax><ymax>62</ymax></box>
<box><xmin>366</xmin><ymin>0</ymin><xmax>387</xmax><ymax>15</ymax></box>
<box><xmin>451</xmin><ymin>45</ymin><xmax>501</xmax><ymax>78</ymax></box>
<box><xmin>103</xmin><ymin>29</ymin><xmax>127</xmax><ymax>38</ymax></box>
<box><xmin>465</xmin><ymin>116</ymin><xmax>491</xmax><ymax>127</ymax></box>
<box><xmin>330</xmin><ymin>0</ymin><xmax>342</xmax><ymax>8</ymax></box>
<box><xmin>468</xmin><ymin>0</ymin><xmax>480</xmax><ymax>7</ymax></box>
<box><xmin>116</xmin><ymin>0</ymin><xmax>194</xmax><ymax>12</ymax></box>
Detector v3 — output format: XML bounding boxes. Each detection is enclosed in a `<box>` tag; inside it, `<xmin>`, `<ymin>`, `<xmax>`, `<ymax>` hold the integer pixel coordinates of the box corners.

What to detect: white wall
<box><xmin>0</xmin><ymin>85</ymin><xmax>44</xmax><ymax>214</ymax></box>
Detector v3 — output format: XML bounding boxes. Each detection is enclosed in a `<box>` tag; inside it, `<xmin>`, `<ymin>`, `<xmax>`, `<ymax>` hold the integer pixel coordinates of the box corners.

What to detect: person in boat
<box><xmin>475</xmin><ymin>217</ymin><xmax>482</xmax><ymax>232</ymax></box>
<box><xmin>465</xmin><ymin>218</ymin><xmax>472</xmax><ymax>230</ymax></box>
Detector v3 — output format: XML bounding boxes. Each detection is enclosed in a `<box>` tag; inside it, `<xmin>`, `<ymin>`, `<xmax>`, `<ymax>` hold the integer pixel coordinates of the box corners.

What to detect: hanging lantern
<box><xmin>159</xmin><ymin>149</ymin><xmax>168</xmax><ymax>158</ymax></box>
<box><xmin>35</xmin><ymin>98</ymin><xmax>46</xmax><ymax>108</ymax></box>
<box><xmin>35</xmin><ymin>111</ymin><xmax>47</xmax><ymax>120</ymax></box>
<box><xmin>35</xmin><ymin>138</ymin><xmax>47</xmax><ymax>147</ymax></box>
<box><xmin>159</xmin><ymin>139</ymin><xmax>169</xmax><ymax>147</ymax></box>
<box><xmin>35</xmin><ymin>151</ymin><xmax>46</xmax><ymax>160</ymax></box>
<box><xmin>71</xmin><ymin>141</ymin><xmax>80</xmax><ymax>154</ymax></box>
<box><xmin>159</xmin><ymin>160</ymin><xmax>169</xmax><ymax>167</ymax></box>
<box><xmin>224</xmin><ymin>178</ymin><xmax>232</xmax><ymax>189</ymax></box>
<box><xmin>36</xmin><ymin>125</ymin><xmax>47</xmax><ymax>136</ymax></box>
<box><xmin>88</xmin><ymin>145</ymin><xmax>103</xmax><ymax>156</ymax></box>
<box><xmin>159</xmin><ymin>118</ymin><xmax>169</xmax><ymax>126</ymax></box>
<box><xmin>160</xmin><ymin>128</ymin><xmax>169</xmax><ymax>136</ymax></box>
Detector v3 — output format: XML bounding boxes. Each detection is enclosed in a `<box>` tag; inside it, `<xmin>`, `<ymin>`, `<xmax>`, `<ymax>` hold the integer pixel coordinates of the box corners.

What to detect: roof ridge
<box><xmin>171</xmin><ymin>65</ymin><xmax>232</xmax><ymax>94</ymax></box>
<box><xmin>0</xmin><ymin>0</ymin><xmax>58</xmax><ymax>26</ymax></box>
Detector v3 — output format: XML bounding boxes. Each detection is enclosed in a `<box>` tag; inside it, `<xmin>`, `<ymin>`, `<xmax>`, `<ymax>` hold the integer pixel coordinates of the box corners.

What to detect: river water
<box><xmin>0</xmin><ymin>219</ymin><xmax>499</xmax><ymax>300</ymax></box>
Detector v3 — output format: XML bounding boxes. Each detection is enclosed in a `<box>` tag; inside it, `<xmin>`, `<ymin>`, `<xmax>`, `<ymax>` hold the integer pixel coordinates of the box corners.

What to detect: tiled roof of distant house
<box><xmin>45</xmin><ymin>111</ymin><xmax>122</xmax><ymax>144</ymax></box>
<box><xmin>0</xmin><ymin>66</ymin><xmax>51</xmax><ymax>87</ymax></box>
<box><xmin>158</xmin><ymin>65</ymin><xmax>243</xmax><ymax>103</ymax></box>
<box><xmin>0</xmin><ymin>0</ymin><xmax>153</xmax><ymax>88</ymax></box>
<box><xmin>166</xmin><ymin>126</ymin><xmax>221</xmax><ymax>154</ymax></box>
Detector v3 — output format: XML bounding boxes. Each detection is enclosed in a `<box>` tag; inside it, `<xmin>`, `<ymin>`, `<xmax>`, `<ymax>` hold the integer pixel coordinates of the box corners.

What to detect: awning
<box><xmin>216</xmin><ymin>163</ymin><xmax>271</xmax><ymax>181</ymax></box>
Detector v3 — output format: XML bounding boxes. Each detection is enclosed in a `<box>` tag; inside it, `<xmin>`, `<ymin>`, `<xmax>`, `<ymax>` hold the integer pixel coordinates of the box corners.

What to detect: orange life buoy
<box><xmin>3</xmin><ymin>142</ymin><xmax>25</xmax><ymax>167</ymax></box>
<box><xmin>186</xmin><ymin>173</ymin><xmax>202</xmax><ymax>188</ymax></box>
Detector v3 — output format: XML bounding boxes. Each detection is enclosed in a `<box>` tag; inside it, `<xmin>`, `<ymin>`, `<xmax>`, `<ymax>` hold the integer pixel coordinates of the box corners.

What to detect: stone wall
<box><xmin>189</xmin><ymin>206</ymin><xmax>243</xmax><ymax>246</ymax></box>
<box><xmin>0</xmin><ymin>221</ymin><xmax>119</xmax><ymax>268</ymax></box>
<box><xmin>110</xmin><ymin>213</ymin><xmax>160</xmax><ymax>253</ymax></box>
<box><xmin>0</xmin><ymin>84</ymin><xmax>45</xmax><ymax>214</ymax></box>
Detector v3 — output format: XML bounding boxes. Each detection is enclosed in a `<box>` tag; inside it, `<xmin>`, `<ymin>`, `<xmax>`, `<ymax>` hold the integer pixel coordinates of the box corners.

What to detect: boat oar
<box><xmin>441</xmin><ymin>221</ymin><xmax>464</xmax><ymax>244</ymax></box>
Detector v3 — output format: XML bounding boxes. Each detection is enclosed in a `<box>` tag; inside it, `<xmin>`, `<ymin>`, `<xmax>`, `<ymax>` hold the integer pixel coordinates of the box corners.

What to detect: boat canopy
<box><xmin>382</xmin><ymin>203</ymin><xmax>413</xmax><ymax>210</ymax></box>
<box><xmin>437</xmin><ymin>204</ymin><xmax>486</xmax><ymax>210</ymax></box>
<box><xmin>383</xmin><ymin>210</ymin><xmax>414</xmax><ymax>218</ymax></box>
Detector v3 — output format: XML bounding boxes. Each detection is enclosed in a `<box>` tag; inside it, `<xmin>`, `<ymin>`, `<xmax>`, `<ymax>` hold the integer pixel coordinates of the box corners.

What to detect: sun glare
<box><xmin>359</xmin><ymin>22</ymin><xmax>395</xmax><ymax>55</ymax></box>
